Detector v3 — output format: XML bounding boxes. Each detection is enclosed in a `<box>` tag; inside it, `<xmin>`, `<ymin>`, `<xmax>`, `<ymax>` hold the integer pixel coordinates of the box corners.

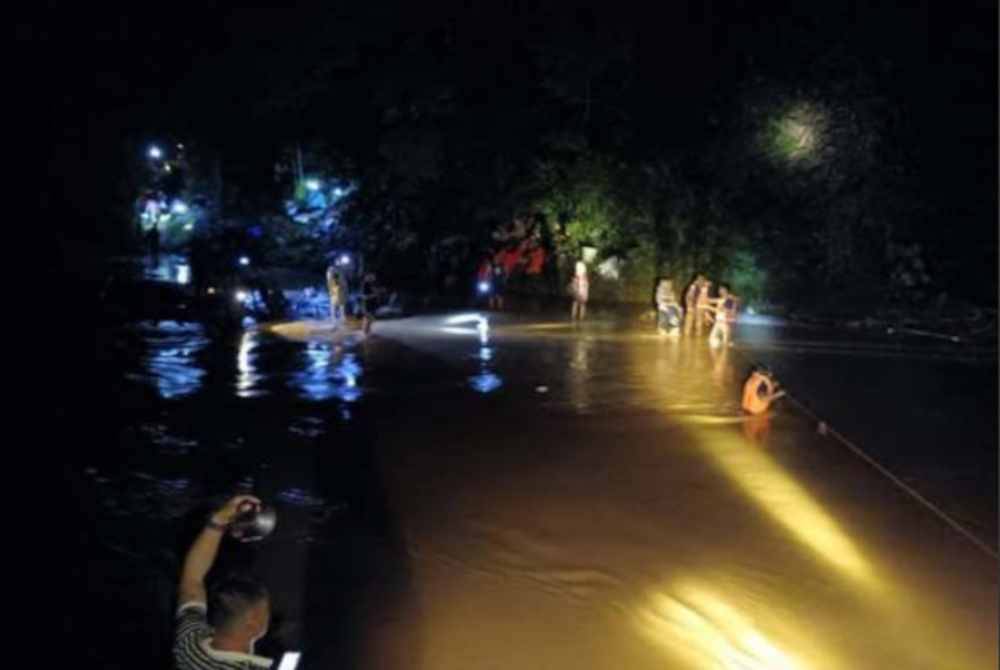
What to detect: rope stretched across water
<box><xmin>735</xmin><ymin>349</ymin><xmax>999</xmax><ymax>561</ymax></box>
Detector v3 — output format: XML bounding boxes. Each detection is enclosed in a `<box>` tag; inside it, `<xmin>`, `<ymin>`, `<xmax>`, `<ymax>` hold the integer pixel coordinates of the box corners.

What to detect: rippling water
<box><xmin>72</xmin><ymin>308</ymin><xmax>996</xmax><ymax>669</ymax></box>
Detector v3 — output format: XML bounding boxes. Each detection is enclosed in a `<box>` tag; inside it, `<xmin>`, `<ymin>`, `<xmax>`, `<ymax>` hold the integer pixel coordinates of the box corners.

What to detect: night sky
<box><xmin>24</xmin><ymin>1</ymin><xmax>997</xmax><ymax>277</ymax></box>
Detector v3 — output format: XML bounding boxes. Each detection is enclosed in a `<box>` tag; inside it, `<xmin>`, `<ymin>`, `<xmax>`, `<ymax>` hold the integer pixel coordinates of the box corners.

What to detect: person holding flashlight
<box><xmin>174</xmin><ymin>495</ymin><xmax>273</xmax><ymax>670</ymax></box>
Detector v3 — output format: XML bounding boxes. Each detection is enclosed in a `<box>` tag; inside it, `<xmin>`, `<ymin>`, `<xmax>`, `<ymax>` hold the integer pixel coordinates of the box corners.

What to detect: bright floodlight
<box><xmin>239</xmin><ymin>256</ymin><xmax>250</xmax><ymax>266</ymax></box>
<box><xmin>305</xmin><ymin>179</ymin><xmax>321</xmax><ymax>191</ymax></box>
<box><xmin>338</xmin><ymin>254</ymin><xmax>351</xmax><ymax>266</ymax></box>
<box><xmin>148</xmin><ymin>145</ymin><xmax>163</xmax><ymax>159</ymax></box>
<box><xmin>445</xmin><ymin>313</ymin><xmax>487</xmax><ymax>326</ymax></box>
<box><xmin>235</xmin><ymin>290</ymin><xmax>249</xmax><ymax>303</ymax></box>
<box><xmin>171</xmin><ymin>200</ymin><xmax>188</xmax><ymax>214</ymax></box>
<box><xmin>477</xmin><ymin>281</ymin><xmax>491</xmax><ymax>294</ymax></box>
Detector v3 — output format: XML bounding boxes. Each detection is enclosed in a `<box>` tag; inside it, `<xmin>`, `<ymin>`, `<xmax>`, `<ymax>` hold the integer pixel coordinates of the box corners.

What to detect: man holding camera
<box><xmin>174</xmin><ymin>495</ymin><xmax>273</xmax><ymax>669</ymax></box>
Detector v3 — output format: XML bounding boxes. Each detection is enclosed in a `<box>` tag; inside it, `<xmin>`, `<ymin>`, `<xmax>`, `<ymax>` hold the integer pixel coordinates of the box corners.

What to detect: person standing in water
<box><xmin>490</xmin><ymin>257</ymin><xmax>506</xmax><ymax>311</ymax></box>
<box><xmin>570</xmin><ymin>259</ymin><xmax>589</xmax><ymax>321</ymax></box>
<box><xmin>655</xmin><ymin>278</ymin><xmax>683</xmax><ymax>336</ymax></box>
<box><xmin>708</xmin><ymin>285</ymin><xmax>739</xmax><ymax>348</ymax></box>
<box><xmin>359</xmin><ymin>272</ymin><xmax>378</xmax><ymax>334</ymax></box>
<box><xmin>683</xmin><ymin>274</ymin><xmax>702</xmax><ymax>336</ymax></box>
<box><xmin>326</xmin><ymin>266</ymin><xmax>343</xmax><ymax>323</ymax></box>
<box><xmin>695</xmin><ymin>278</ymin><xmax>714</xmax><ymax>336</ymax></box>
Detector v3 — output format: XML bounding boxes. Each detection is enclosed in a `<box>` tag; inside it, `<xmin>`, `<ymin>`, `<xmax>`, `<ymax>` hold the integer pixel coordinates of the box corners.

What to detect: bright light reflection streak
<box><xmin>690</xmin><ymin>428</ymin><xmax>876</xmax><ymax>587</ymax></box>
<box><xmin>236</xmin><ymin>331</ymin><xmax>262</xmax><ymax>398</ymax></box>
<box><xmin>638</xmin><ymin>584</ymin><xmax>816</xmax><ymax>670</ymax></box>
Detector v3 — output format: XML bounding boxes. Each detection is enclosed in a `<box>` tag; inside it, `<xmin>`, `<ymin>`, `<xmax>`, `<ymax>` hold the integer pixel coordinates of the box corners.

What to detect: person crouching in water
<box><xmin>655</xmin><ymin>278</ymin><xmax>683</xmax><ymax>337</ymax></box>
<box><xmin>742</xmin><ymin>367</ymin><xmax>785</xmax><ymax>415</ymax></box>
<box><xmin>570</xmin><ymin>260</ymin><xmax>589</xmax><ymax>321</ymax></box>
<box><xmin>708</xmin><ymin>285</ymin><xmax>738</xmax><ymax>348</ymax></box>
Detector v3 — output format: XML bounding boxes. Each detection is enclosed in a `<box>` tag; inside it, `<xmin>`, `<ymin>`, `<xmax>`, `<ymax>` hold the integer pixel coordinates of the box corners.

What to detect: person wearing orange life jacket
<box><xmin>742</xmin><ymin>367</ymin><xmax>785</xmax><ymax>415</ymax></box>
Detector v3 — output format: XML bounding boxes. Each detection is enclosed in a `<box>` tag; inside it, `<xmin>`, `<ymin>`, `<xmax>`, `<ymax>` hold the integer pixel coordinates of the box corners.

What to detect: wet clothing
<box><xmin>174</xmin><ymin>602</ymin><xmax>272</xmax><ymax>670</ymax></box>
<box><xmin>656</xmin><ymin>282</ymin><xmax>682</xmax><ymax>331</ymax></box>
<box><xmin>659</xmin><ymin>304</ymin><xmax>683</xmax><ymax>330</ymax></box>
<box><xmin>572</xmin><ymin>274</ymin><xmax>589</xmax><ymax>303</ymax></box>
<box><xmin>742</xmin><ymin>373</ymin><xmax>774</xmax><ymax>415</ymax></box>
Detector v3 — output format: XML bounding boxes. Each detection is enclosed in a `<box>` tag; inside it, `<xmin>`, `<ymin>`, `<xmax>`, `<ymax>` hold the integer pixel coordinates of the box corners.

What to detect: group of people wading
<box><xmin>654</xmin><ymin>274</ymin><xmax>739</xmax><ymax>348</ymax></box>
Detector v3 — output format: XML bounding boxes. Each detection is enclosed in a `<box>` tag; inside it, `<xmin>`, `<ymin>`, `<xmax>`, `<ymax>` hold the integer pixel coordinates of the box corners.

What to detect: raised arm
<box><xmin>178</xmin><ymin>495</ymin><xmax>261</xmax><ymax>605</ymax></box>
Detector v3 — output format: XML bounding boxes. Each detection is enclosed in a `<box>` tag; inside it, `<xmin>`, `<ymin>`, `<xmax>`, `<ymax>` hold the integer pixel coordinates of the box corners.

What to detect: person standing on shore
<box><xmin>570</xmin><ymin>259</ymin><xmax>589</xmax><ymax>321</ymax></box>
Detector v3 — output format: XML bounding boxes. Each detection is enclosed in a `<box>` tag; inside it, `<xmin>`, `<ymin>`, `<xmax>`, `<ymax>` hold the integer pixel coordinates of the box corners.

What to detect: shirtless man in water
<box><xmin>742</xmin><ymin>367</ymin><xmax>785</xmax><ymax>415</ymax></box>
<box><xmin>695</xmin><ymin>278</ymin><xmax>714</xmax><ymax>336</ymax></box>
<box><xmin>683</xmin><ymin>275</ymin><xmax>701</xmax><ymax>336</ymax></box>
<box><xmin>708</xmin><ymin>285</ymin><xmax>738</xmax><ymax>348</ymax></box>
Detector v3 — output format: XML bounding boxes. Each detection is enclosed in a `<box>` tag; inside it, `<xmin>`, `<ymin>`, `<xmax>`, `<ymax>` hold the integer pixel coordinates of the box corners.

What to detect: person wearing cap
<box><xmin>174</xmin><ymin>495</ymin><xmax>273</xmax><ymax>669</ymax></box>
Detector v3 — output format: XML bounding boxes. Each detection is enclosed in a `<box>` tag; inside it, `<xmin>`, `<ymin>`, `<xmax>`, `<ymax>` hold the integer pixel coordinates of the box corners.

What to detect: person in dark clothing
<box><xmin>490</xmin><ymin>260</ymin><xmax>506</xmax><ymax>311</ymax></box>
<box><xmin>146</xmin><ymin>224</ymin><xmax>161</xmax><ymax>260</ymax></box>
<box><xmin>360</xmin><ymin>272</ymin><xmax>378</xmax><ymax>334</ymax></box>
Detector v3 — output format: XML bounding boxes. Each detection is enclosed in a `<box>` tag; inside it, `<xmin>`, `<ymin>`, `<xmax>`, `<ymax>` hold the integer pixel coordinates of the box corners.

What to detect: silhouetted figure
<box><xmin>146</xmin><ymin>224</ymin><xmax>161</xmax><ymax>261</ymax></box>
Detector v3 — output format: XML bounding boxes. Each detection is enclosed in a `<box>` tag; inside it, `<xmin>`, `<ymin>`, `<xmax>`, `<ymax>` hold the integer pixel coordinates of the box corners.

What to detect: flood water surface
<box><xmin>72</xmin><ymin>311</ymin><xmax>997</xmax><ymax>669</ymax></box>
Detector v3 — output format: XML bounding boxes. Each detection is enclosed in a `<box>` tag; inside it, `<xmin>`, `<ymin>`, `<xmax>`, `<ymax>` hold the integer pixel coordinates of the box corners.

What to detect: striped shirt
<box><xmin>174</xmin><ymin>602</ymin><xmax>273</xmax><ymax>670</ymax></box>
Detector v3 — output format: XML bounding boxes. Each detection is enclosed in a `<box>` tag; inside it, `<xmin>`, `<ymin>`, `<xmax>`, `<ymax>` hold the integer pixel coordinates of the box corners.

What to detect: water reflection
<box><xmin>141</xmin><ymin>320</ymin><xmax>208</xmax><ymax>399</ymax></box>
<box><xmin>568</xmin><ymin>335</ymin><xmax>593</xmax><ymax>412</ymax></box>
<box><xmin>236</xmin><ymin>331</ymin><xmax>266</xmax><ymax>398</ymax></box>
<box><xmin>292</xmin><ymin>342</ymin><xmax>363</xmax><ymax>402</ymax></box>
<box><xmin>638</xmin><ymin>582</ymin><xmax>825</xmax><ymax>670</ymax></box>
<box><xmin>469</xmin><ymin>345</ymin><xmax>503</xmax><ymax>394</ymax></box>
<box><xmin>142</xmin><ymin>253</ymin><xmax>190</xmax><ymax>285</ymax></box>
